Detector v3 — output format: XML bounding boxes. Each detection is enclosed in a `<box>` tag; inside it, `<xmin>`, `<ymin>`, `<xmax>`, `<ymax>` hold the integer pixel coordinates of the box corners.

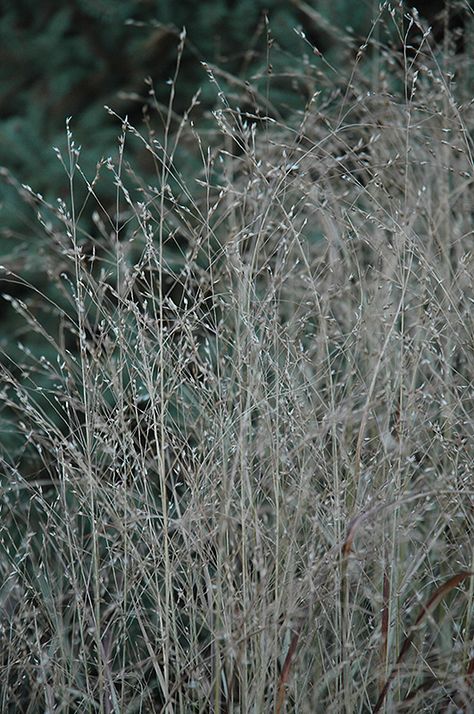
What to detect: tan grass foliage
<box><xmin>0</xmin><ymin>4</ymin><xmax>473</xmax><ymax>712</ymax></box>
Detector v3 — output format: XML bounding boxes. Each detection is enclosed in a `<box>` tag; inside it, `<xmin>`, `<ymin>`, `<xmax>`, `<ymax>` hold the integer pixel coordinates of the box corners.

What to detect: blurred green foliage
<box><xmin>0</xmin><ymin>0</ymin><xmax>371</xmax><ymax>246</ymax></box>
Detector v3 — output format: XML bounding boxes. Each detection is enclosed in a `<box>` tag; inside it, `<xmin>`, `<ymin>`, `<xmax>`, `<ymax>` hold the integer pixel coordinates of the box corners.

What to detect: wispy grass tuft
<box><xmin>0</xmin><ymin>5</ymin><xmax>473</xmax><ymax>713</ymax></box>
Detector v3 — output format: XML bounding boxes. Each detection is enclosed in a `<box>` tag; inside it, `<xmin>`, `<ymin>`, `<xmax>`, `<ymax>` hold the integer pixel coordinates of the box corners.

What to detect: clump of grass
<box><xmin>0</xmin><ymin>5</ymin><xmax>473</xmax><ymax>713</ymax></box>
